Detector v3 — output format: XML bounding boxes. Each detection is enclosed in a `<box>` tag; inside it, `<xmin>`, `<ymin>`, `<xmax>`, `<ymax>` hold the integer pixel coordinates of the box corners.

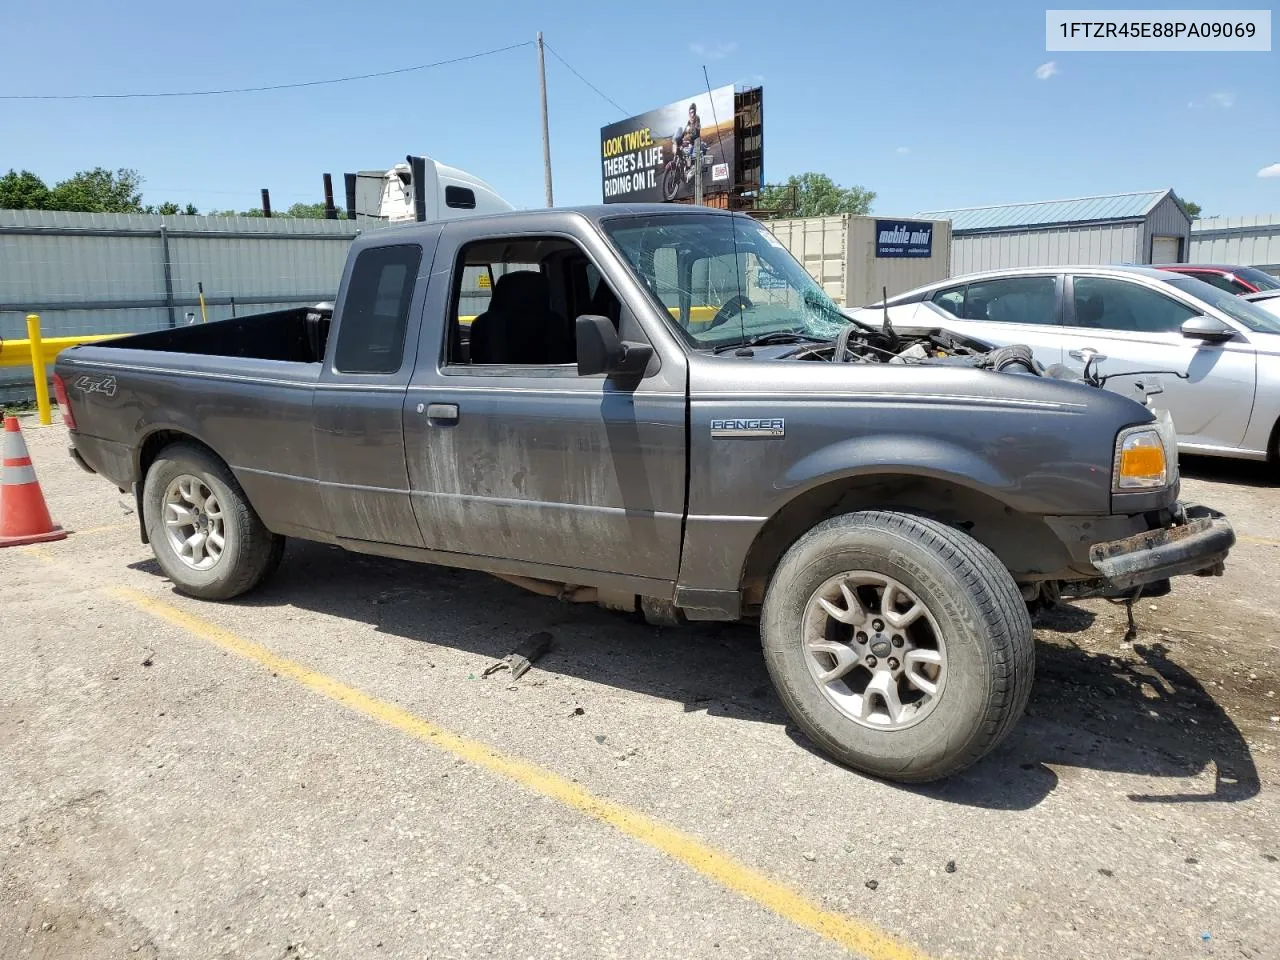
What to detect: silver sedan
<box><xmin>850</xmin><ymin>265</ymin><xmax>1280</xmax><ymax>461</ymax></box>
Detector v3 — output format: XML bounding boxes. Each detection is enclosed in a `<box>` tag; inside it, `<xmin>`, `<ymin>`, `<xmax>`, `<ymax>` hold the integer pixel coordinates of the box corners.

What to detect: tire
<box><xmin>662</xmin><ymin>163</ymin><xmax>682</xmax><ymax>201</ymax></box>
<box><xmin>761</xmin><ymin>510</ymin><xmax>1034</xmax><ymax>782</ymax></box>
<box><xmin>143</xmin><ymin>443</ymin><xmax>285</xmax><ymax>600</ymax></box>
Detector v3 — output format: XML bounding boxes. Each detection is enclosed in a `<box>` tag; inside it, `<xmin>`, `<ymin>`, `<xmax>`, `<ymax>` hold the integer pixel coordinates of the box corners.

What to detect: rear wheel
<box><xmin>761</xmin><ymin>510</ymin><xmax>1034</xmax><ymax>782</ymax></box>
<box><xmin>143</xmin><ymin>443</ymin><xmax>284</xmax><ymax>600</ymax></box>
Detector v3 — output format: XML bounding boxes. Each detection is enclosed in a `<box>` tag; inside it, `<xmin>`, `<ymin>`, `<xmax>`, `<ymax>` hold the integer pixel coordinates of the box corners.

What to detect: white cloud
<box><xmin>895</xmin><ymin>146</ymin><xmax>911</xmax><ymax>154</ymax></box>
<box><xmin>1259</xmin><ymin>163</ymin><xmax>1280</xmax><ymax>178</ymax></box>
<box><xmin>1035</xmin><ymin>61</ymin><xmax>1058</xmax><ymax>80</ymax></box>
<box><xmin>1189</xmin><ymin>92</ymin><xmax>1237</xmax><ymax>109</ymax></box>
<box><xmin>689</xmin><ymin>41</ymin><xmax>737</xmax><ymax>60</ymax></box>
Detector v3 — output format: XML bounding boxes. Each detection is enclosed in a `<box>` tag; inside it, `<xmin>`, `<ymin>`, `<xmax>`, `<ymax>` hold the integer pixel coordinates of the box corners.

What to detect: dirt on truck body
<box><xmin>54</xmin><ymin>204</ymin><xmax>1235</xmax><ymax>781</ymax></box>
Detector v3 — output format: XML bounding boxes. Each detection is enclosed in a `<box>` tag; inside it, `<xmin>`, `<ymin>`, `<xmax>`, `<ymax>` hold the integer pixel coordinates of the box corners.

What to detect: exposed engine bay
<box><xmin>789</xmin><ymin>323</ymin><xmax>1053</xmax><ymax>377</ymax></box>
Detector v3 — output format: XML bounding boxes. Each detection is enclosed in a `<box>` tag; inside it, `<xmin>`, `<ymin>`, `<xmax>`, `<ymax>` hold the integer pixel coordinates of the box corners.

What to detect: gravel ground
<box><xmin>2</xmin><ymin>416</ymin><xmax>1278</xmax><ymax>960</ymax></box>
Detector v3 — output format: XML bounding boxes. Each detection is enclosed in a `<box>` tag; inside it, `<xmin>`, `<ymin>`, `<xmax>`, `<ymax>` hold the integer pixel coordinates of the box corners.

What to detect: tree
<box><xmin>45</xmin><ymin>168</ymin><xmax>144</xmax><ymax>213</ymax></box>
<box><xmin>142</xmin><ymin>201</ymin><xmax>201</xmax><ymax>215</ymax></box>
<box><xmin>759</xmin><ymin>172</ymin><xmax>875</xmax><ymax>218</ymax></box>
<box><xmin>282</xmin><ymin>201</ymin><xmax>346</xmax><ymax>219</ymax></box>
<box><xmin>0</xmin><ymin>169</ymin><xmax>51</xmax><ymax>210</ymax></box>
<box><xmin>209</xmin><ymin>202</ymin><xmax>344</xmax><ymax>219</ymax></box>
<box><xmin>1181</xmin><ymin>199</ymin><xmax>1202</xmax><ymax>219</ymax></box>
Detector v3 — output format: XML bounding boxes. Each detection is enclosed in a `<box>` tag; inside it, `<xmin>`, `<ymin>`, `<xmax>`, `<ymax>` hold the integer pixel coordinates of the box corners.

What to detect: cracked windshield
<box><xmin>604</xmin><ymin>214</ymin><xmax>850</xmax><ymax>348</ymax></box>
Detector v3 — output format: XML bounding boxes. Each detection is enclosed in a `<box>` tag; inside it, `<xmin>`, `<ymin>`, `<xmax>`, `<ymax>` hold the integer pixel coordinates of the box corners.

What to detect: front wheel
<box><xmin>143</xmin><ymin>443</ymin><xmax>285</xmax><ymax>600</ymax></box>
<box><xmin>761</xmin><ymin>510</ymin><xmax>1034</xmax><ymax>782</ymax></box>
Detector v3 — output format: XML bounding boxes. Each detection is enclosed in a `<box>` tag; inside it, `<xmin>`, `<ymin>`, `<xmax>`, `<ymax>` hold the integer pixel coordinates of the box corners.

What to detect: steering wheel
<box><xmin>707</xmin><ymin>295</ymin><xmax>754</xmax><ymax>330</ymax></box>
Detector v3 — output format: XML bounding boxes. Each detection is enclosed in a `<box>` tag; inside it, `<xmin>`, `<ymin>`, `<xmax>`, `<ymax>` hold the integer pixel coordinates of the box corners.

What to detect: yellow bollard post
<box><xmin>198</xmin><ymin>282</ymin><xmax>208</xmax><ymax>324</ymax></box>
<box><xmin>25</xmin><ymin>314</ymin><xmax>52</xmax><ymax>426</ymax></box>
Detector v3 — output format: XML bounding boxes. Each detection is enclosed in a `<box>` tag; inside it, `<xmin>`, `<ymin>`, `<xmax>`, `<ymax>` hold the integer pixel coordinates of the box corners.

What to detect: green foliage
<box><xmin>142</xmin><ymin>202</ymin><xmax>201</xmax><ymax>215</ymax></box>
<box><xmin>759</xmin><ymin>172</ymin><xmax>876</xmax><ymax>218</ymax></box>
<box><xmin>1182</xmin><ymin>199</ymin><xmax>1202</xmax><ymax>219</ymax></box>
<box><xmin>0</xmin><ymin>169</ymin><xmax>51</xmax><ymax>210</ymax></box>
<box><xmin>1</xmin><ymin>166</ymin><xmax>198</xmax><ymax>215</ymax></box>
<box><xmin>46</xmin><ymin>167</ymin><xmax>144</xmax><ymax>213</ymax></box>
<box><xmin>211</xmin><ymin>202</ymin><xmax>345</xmax><ymax>219</ymax></box>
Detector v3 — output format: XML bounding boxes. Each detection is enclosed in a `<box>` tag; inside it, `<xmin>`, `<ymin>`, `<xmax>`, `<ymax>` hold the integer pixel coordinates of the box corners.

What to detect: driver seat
<box><xmin>470</xmin><ymin>271</ymin><xmax>573</xmax><ymax>365</ymax></box>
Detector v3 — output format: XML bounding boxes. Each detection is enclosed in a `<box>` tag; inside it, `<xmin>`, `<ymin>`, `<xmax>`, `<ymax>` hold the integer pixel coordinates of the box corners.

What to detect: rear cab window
<box><xmin>333</xmin><ymin>244</ymin><xmax>423</xmax><ymax>374</ymax></box>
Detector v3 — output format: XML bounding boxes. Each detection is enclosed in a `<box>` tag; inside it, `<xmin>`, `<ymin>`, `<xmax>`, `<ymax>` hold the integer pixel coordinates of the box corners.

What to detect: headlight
<box><xmin>1113</xmin><ymin>426</ymin><xmax>1168</xmax><ymax>490</ymax></box>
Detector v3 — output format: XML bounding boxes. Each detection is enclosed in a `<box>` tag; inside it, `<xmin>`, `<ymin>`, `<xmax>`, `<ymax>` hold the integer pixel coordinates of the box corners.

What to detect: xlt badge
<box><xmin>710</xmin><ymin>418</ymin><xmax>785</xmax><ymax>439</ymax></box>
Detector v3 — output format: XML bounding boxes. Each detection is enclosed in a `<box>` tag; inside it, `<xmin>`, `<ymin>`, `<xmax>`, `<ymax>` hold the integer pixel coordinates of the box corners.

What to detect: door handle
<box><xmin>424</xmin><ymin>402</ymin><xmax>459</xmax><ymax>424</ymax></box>
<box><xmin>1069</xmin><ymin>347</ymin><xmax>1107</xmax><ymax>364</ymax></box>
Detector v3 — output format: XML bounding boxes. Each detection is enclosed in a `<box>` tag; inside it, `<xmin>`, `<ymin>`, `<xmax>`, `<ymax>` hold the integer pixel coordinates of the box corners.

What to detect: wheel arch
<box><xmin>738</xmin><ymin>472</ymin><xmax>1072</xmax><ymax>610</ymax></box>
<box><xmin>135</xmin><ymin>429</ymin><xmax>234</xmax><ymax>544</ymax></box>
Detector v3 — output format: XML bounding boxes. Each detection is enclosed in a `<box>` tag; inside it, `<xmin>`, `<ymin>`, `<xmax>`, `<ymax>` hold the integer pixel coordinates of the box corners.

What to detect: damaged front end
<box><xmin>791</xmin><ymin>322</ymin><xmax>1060</xmax><ymax>378</ymax></box>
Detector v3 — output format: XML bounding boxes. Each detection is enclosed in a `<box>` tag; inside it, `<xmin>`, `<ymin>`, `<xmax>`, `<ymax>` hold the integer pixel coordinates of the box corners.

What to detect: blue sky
<box><xmin>1</xmin><ymin>0</ymin><xmax>1276</xmax><ymax>216</ymax></box>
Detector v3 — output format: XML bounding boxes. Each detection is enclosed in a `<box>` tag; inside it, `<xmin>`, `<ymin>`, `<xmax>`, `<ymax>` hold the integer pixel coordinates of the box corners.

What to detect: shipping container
<box><xmin>763</xmin><ymin>214</ymin><xmax>952</xmax><ymax>307</ymax></box>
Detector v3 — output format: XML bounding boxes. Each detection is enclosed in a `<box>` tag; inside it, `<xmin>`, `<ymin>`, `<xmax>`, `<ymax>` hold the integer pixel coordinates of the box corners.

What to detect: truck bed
<box><xmin>94</xmin><ymin>306</ymin><xmax>331</xmax><ymax>364</ymax></box>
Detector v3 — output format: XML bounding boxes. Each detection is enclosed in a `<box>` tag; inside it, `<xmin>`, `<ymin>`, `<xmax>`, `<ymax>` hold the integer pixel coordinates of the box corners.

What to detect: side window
<box><xmin>930</xmin><ymin>285</ymin><xmax>966</xmax><ymax>317</ymax></box>
<box><xmin>448</xmin><ymin>236</ymin><xmax>616</xmax><ymax>370</ymax></box>
<box><xmin>334</xmin><ymin>244</ymin><xmax>422</xmax><ymax>374</ymax></box>
<box><xmin>962</xmin><ymin>276</ymin><xmax>1057</xmax><ymax>325</ymax></box>
<box><xmin>1187</xmin><ymin>272</ymin><xmax>1239</xmax><ymax>295</ymax></box>
<box><xmin>1072</xmin><ymin>276</ymin><xmax>1198</xmax><ymax>333</ymax></box>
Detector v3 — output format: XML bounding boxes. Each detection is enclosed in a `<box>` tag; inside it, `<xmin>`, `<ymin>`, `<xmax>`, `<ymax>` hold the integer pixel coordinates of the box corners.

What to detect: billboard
<box><xmin>875</xmin><ymin>219</ymin><xmax>935</xmax><ymax>258</ymax></box>
<box><xmin>600</xmin><ymin>85</ymin><xmax>737</xmax><ymax>204</ymax></box>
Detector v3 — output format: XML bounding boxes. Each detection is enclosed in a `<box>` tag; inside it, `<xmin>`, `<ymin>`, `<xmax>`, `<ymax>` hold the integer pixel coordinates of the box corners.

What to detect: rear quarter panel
<box><xmin>56</xmin><ymin>347</ymin><xmax>325</xmax><ymax>536</ymax></box>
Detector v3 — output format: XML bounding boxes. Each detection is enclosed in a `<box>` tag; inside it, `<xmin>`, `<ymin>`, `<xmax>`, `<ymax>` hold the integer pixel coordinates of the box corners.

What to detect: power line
<box><xmin>0</xmin><ymin>41</ymin><xmax>534</xmax><ymax>101</ymax></box>
<box><xmin>543</xmin><ymin>42</ymin><xmax>628</xmax><ymax>116</ymax></box>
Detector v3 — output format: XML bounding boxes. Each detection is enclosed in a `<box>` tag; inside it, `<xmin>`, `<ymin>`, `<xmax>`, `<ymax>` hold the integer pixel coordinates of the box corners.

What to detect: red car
<box><xmin>1156</xmin><ymin>263</ymin><xmax>1280</xmax><ymax>295</ymax></box>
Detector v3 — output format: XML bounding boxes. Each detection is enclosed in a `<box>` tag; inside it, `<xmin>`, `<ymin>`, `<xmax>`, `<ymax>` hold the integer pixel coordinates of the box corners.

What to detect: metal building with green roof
<box><xmin>918</xmin><ymin>188</ymin><xmax>1192</xmax><ymax>275</ymax></box>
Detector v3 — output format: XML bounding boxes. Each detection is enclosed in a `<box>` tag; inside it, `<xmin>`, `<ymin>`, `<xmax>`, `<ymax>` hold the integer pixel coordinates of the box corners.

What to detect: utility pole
<box><xmin>537</xmin><ymin>31</ymin><xmax>554</xmax><ymax>207</ymax></box>
<box><xmin>694</xmin><ymin>147</ymin><xmax>703</xmax><ymax>206</ymax></box>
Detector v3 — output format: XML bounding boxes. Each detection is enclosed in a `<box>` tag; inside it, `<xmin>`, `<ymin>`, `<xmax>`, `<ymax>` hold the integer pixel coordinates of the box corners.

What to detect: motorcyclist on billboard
<box><xmin>672</xmin><ymin>103</ymin><xmax>703</xmax><ymax>182</ymax></box>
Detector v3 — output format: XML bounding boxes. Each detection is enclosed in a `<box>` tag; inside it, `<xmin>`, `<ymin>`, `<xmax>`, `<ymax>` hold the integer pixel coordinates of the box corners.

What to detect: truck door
<box><xmin>402</xmin><ymin>220</ymin><xmax>687</xmax><ymax>587</ymax></box>
<box><xmin>314</xmin><ymin>233</ymin><xmax>439</xmax><ymax>547</ymax></box>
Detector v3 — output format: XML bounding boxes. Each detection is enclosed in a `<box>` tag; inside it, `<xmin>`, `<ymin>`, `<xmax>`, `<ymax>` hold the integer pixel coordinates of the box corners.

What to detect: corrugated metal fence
<box><xmin>1190</xmin><ymin>213</ymin><xmax>1280</xmax><ymax>275</ymax></box>
<box><xmin>0</xmin><ymin>209</ymin><xmax>362</xmax><ymax>402</ymax></box>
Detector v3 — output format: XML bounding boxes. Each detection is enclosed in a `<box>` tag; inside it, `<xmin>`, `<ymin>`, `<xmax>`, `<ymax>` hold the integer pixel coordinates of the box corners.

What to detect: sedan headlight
<box><xmin>1113</xmin><ymin>426</ymin><xmax>1169</xmax><ymax>490</ymax></box>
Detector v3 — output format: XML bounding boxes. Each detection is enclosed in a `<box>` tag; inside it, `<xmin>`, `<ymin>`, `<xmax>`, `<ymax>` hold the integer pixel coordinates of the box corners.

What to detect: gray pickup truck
<box><xmin>54</xmin><ymin>204</ymin><xmax>1234</xmax><ymax>781</ymax></box>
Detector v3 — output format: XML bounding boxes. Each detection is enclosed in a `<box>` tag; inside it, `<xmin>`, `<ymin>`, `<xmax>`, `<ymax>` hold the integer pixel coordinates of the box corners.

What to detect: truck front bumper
<box><xmin>1087</xmin><ymin>504</ymin><xmax>1234</xmax><ymax>592</ymax></box>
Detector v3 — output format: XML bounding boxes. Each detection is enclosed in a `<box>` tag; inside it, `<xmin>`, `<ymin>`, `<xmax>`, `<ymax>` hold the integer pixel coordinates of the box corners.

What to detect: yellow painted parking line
<box><xmin>104</xmin><ymin>584</ymin><xmax>928</xmax><ymax>960</ymax></box>
<box><xmin>1239</xmin><ymin>534</ymin><xmax>1280</xmax><ymax>548</ymax></box>
<box><xmin>74</xmin><ymin>523</ymin><xmax>130</xmax><ymax>536</ymax></box>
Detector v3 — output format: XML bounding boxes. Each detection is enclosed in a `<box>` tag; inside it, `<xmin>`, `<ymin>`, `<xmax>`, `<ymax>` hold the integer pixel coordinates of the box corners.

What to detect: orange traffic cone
<box><xmin>0</xmin><ymin>416</ymin><xmax>67</xmax><ymax>547</ymax></box>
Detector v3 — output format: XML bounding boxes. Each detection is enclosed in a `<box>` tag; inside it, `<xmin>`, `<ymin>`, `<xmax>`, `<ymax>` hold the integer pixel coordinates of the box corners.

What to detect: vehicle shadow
<box><xmin>1180</xmin><ymin>454</ymin><xmax>1278</xmax><ymax>488</ymax></box>
<box><xmin>907</xmin><ymin>631</ymin><xmax>1262</xmax><ymax>810</ymax></box>
<box><xmin>129</xmin><ymin>540</ymin><xmax>1261</xmax><ymax>810</ymax></box>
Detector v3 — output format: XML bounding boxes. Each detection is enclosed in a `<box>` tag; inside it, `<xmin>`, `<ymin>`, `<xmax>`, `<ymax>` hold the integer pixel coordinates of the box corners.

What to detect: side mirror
<box><xmin>1181</xmin><ymin>316</ymin><xmax>1235</xmax><ymax>343</ymax></box>
<box><xmin>576</xmin><ymin>315</ymin><xmax>653</xmax><ymax>376</ymax></box>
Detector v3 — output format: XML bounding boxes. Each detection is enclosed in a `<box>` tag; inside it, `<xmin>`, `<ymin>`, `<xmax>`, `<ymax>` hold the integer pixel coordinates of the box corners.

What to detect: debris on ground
<box><xmin>945</xmin><ymin>860</ymin><xmax>957</xmax><ymax>874</ymax></box>
<box><xmin>482</xmin><ymin>632</ymin><xmax>552</xmax><ymax>681</ymax></box>
<box><xmin>865</xmin><ymin>879</ymin><xmax>879</xmax><ymax>891</ymax></box>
